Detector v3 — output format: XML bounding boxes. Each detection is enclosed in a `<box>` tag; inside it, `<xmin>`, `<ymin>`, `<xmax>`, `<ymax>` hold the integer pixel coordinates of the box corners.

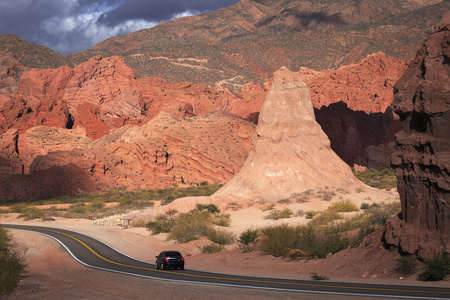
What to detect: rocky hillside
<box><xmin>66</xmin><ymin>0</ymin><xmax>449</xmax><ymax>88</ymax></box>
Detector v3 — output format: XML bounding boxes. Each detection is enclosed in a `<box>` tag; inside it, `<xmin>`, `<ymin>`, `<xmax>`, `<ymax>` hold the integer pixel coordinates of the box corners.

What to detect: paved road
<box><xmin>2</xmin><ymin>224</ymin><xmax>449</xmax><ymax>299</ymax></box>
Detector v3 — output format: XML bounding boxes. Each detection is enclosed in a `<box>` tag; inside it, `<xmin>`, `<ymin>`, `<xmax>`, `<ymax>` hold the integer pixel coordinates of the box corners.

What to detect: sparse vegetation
<box><xmin>0</xmin><ymin>227</ymin><xmax>27</xmax><ymax>295</ymax></box>
<box><xmin>310</xmin><ymin>273</ymin><xmax>329</xmax><ymax>280</ymax></box>
<box><xmin>278</xmin><ymin>208</ymin><xmax>293</xmax><ymax>219</ymax></box>
<box><xmin>168</xmin><ymin>211</ymin><xmax>210</xmax><ymax>243</ymax></box>
<box><xmin>211</xmin><ymin>213</ymin><xmax>231</xmax><ymax>226</ymax></box>
<box><xmin>238</xmin><ymin>228</ymin><xmax>260</xmax><ymax>247</ymax></box>
<box><xmin>354</xmin><ymin>168</ymin><xmax>397</xmax><ymax>190</ymax></box>
<box><xmin>328</xmin><ymin>200</ymin><xmax>358</xmax><ymax>213</ymax></box>
<box><xmin>418</xmin><ymin>252</ymin><xmax>450</xmax><ymax>281</ymax></box>
<box><xmin>201</xmin><ymin>243</ymin><xmax>224</xmax><ymax>253</ymax></box>
<box><xmin>396</xmin><ymin>255</ymin><xmax>418</xmax><ymax>277</ymax></box>
<box><xmin>205</xmin><ymin>227</ymin><xmax>234</xmax><ymax>245</ymax></box>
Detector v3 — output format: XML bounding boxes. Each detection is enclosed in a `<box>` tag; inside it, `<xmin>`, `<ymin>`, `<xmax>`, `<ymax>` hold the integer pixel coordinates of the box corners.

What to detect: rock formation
<box><xmin>384</xmin><ymin>11</ymin><xmax>450</xmax><ymax>258</ymax></box>
<box><xmin>0</xmin><ymin>111</ymin><xmax>254</xmax><ymax>200</ymax></box>
<box><xmin>215</xmin><ymin>67</ymin><xmax>361</xmax><ymax>202</ymax></box>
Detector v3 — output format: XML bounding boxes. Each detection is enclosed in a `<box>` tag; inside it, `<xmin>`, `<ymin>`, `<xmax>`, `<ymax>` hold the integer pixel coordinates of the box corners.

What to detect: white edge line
<box><xmin>6</xmin><ymin>226</ymin><xmax>450</xmax><ymax>300</ymax></box>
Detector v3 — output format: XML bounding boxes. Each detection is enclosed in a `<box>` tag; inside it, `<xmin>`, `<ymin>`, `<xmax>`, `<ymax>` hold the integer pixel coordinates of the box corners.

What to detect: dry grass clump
<box><xmin>201</xmin><ymin>243</ymin><xmax>224</xmax><ymax>254</ymax></box>
<box><xmin>0</xmin><ymin>227</ymin><xmax>27</xmax><ymax>295</ymax></box>
<box><xmin>205</xmin><ymin>227</ymin><xmax>234</xmax><ymax>245</ymax></box>
<box><xmin>328</xmin><ymin>200</ymin><xmax>359</xmax><ymax>213</ymax></box>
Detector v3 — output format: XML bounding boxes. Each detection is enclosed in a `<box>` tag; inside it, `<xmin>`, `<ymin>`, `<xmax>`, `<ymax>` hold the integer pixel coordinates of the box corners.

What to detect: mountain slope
<box><xmin>67</xmin><ymin>0</ymin><xmax>449</xmax><ymax>88</ymax></box>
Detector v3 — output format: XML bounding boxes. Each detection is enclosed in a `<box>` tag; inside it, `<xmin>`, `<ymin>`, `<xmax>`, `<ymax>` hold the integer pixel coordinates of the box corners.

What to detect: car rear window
<box><xmin>165</xmin><ymin>251</ymin><xmax>182</xmax><ymax>257</ymax></box>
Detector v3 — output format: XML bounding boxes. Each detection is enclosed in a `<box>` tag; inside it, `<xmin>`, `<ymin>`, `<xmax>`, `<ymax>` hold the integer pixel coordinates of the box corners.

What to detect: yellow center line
<box><xmin>4</xmin><ymin>225</ymin><xmax>449</xmax><ymax>296</ymax></box>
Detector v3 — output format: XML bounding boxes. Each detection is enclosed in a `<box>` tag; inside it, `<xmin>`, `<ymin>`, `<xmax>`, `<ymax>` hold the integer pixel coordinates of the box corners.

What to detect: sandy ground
<box><xmin>1</xmin><ymin>188</ymin><xmax>448</xmax><ymax>299</ymax></box>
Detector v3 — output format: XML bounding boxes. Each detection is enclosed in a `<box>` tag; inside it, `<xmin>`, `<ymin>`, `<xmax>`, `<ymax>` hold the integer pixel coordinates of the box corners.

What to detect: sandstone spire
<box><xmin>216</xmin><ymin>67</ymin><xmax>360</xmax><ymax>202</ymax></box>
<box><xmin>384</xmin><ymin>11</ymin><xmax>450</xmax><ymax>258</ymax></box>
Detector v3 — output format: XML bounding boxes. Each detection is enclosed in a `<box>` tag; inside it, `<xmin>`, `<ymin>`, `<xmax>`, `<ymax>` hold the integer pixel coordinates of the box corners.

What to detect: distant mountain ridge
<box><xmin>0</xmin><ymin>0</ymin><xmax>448</xmax><ymax>89</ymax></box>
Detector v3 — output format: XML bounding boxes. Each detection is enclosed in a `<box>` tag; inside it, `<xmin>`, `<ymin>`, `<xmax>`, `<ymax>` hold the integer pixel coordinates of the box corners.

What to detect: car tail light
<box><xmin>165</xmin><ymin>257</ymin><xmax>169</xmax><ymax>262</ymax></box>
<box><xmin>181</xmin><ymin>257</ymin><xmax>184</xmax><ymax>261</ymax></box>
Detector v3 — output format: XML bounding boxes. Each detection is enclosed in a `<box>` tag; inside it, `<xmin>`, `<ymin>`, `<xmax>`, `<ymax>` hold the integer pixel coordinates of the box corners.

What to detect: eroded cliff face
<box><xmin>215</xmin><ymin>67</ymin><xmax>361</xmax><ymax>202</ymax></box>
<box><xmin>384</xmin><ymin>11</ymin><xmax>450</xmax><ymax>258</ymax></box>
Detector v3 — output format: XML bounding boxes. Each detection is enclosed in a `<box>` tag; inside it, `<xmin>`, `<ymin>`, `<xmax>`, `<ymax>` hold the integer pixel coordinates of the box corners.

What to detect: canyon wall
<box><xmin>384</xmin><ymin>11</ymin><xmax>450</xmax><ymax>258</ymax></box>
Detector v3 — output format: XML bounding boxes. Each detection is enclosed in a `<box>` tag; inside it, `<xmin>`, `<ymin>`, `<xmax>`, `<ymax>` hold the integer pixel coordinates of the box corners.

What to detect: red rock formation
<box><xmin>215</xmin><ymin>67</ymin><xmax>361</xmax><ymax>202</ymax></box>
<box><xmin>0</xmin><ymin>111</ymin><xmax>254</xmax><ymax>200</ymax></box>
<box><xmin>301</xmin><ymin>52</ymin><xmax>407</xmax><ymax>113</ymax></box>
<box><xmin>384</xmin><ymin>12</ymin><xmax>450</xmax><ymax>258</ymax></box>
<box><xmin>0</xmin><ymin>51</ymin><xmax>29</xmax><ymax>94</ymax></box>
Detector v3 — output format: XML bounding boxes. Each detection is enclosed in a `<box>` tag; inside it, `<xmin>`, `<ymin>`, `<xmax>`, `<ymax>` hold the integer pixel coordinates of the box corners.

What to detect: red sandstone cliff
<box><xmin>384</xmin><ymin>11</ymin><xmax>450</xmax><ymax>258</ymax></box>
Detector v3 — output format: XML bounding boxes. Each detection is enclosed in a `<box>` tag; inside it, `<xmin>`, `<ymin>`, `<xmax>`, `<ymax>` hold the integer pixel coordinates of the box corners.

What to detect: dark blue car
<box><xmin>156</xmin><ymin>251</ymin><xmax>185</xmax><ymax>270</ymax></box>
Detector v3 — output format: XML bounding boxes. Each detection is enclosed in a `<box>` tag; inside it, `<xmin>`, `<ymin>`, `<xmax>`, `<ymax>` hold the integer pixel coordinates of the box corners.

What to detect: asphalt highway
<box><xmin>2</xmin><ymin>224</ymin><xmax>449</xmax><ymax>299</ymax></box>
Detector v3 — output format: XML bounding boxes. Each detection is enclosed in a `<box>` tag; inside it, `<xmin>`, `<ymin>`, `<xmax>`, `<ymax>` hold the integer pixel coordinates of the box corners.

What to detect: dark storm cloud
<box><xmin>0</xmin><ymin>0</ymin><xmax>239</xmax><ymax>55</ymax></box>
<box><xmin>98</xmin><ymin>0</ymin><xmax>241</xmax><ymax>25</ymax></box>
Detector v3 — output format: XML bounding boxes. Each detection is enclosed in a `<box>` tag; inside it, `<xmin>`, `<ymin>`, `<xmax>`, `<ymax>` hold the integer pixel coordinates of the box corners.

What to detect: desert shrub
<box><xmin>168</xmin><ymin>211</ymin><xmax>210</xmax><ymax>243</ymax></box>
<box><xmin>8</xmin><ymin>204</ymin><xmax>28</xmax><ymax>213</ymax></box>
<box><xmin>310</xmin><ymin>273</ymin><xmax>329</xmax><ymax>280</ymax></box>
<box><xmin>277</xmin><ymin>198</ymin><xmax>291</xmax><ymax>204</ymax></box>
<box><xmin>354</xmin><ymin>168</ymin><xmax>397</xmax><ymax>190</ymax></box>
<box><xmin>367</xmin><ymin>202</ymin><xmax>400</xmax><ymax>225</ymax></box>
<box><xmin>294</xmin><ymin>209</ymin><xmax>305</xmax><ymax>217</ymax></box>
<box><xmin>238</xmin><ymin>228</ymin><xmax>260</xmax><ymax>246</ymax></box>
<box><xmin>360</xmin><ymin>203</ymin><xmax>370</xmax><ymax>210</ymax></box>
<box><xmin>196</xmin><ymin>204</ymin><xmax>220</xmax><ymax>214</ymax></box>
<box><xmin>396</xmin><ymin>256</ymin><xmax>418</xmax><ymax>276</ymax></box>
<box><xmin>18</xmin><ymin>207</ymin><xmax>47</xmax><ymax>221</ymax></box>
<box><xmin>278</xmin><ymin>208</ymin><xmax>293</xmax><ymax>219</ymax></box>
<box><xmin>0</xmin><ymin>227</ymin><xmax>27</xmax><ymax>295</ymax></box>
<box><xmin>264</xmin><ymin>209</ymin><xmax>279</xmax><ymax>220</ymax></box>
<box><xmin>201</xmin><ymin>243</ymin><xmax>224</xmax><ymax>253</ymax></box>
<box><xmin>305</xmin><ymin>210</ymin><xmax>318</xmax><ymax>219</ymax></box>
<box><xmin>260</xmin><ymin>204</ymin><xmax>275</xmax><ymax>212</ymax></box>
<box><xmin>132</xmin><ymin>219</ymin><xmax>148</xmax><ymax>228</ymax></box>
<box><xmin>211</xmin><ymin>213</ymin><xmax>231</xmax><ymax>226</ymax></box>
<box><xmin>205</xmin><ymin>227</ymin><xmax>234</xmax><ymax>245</ymax></box>
<box><xmin>260</xmin><ymin>224</ymin><xmax>353</xmax><ymax>259</ymax></box>
<box><xmin>146</xmin><ymin>214</ymin><xmax>176</xmax><ymax>235</ymax></box>
<box><xmin>260</xmin><ymin>223</ymin><xmax>298</xmax><ymax>257</ymax></box>
<box><xmin>329</xmin><ymin>200</ymin><xmax>358</xmax><ymax>212</ymax></box>
<box><xmin>418</xmin><ymin>252</ymin><xmax>450</xmax><ymax>281</ymax></box>
<box><xmin>309</xmin><ymin>211</ymin><xmax>342</xmax><ymax>227</ymax></box>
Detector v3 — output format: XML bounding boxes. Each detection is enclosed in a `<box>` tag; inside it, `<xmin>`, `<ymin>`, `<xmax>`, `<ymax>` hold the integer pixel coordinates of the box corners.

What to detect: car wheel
<box><xmin>180</xmin><ymin>266</ymin><xmax>184</xmax><ymax>270</ymax></box>
<box><xmin>156</xmin><ymin>263</ymin><xmax>160</xmax><ymax>269</ymax></box>
<box><xmin>162</xmin><ymin>263</ymin><xmax>165</xmax><ymax>270</ymax></box>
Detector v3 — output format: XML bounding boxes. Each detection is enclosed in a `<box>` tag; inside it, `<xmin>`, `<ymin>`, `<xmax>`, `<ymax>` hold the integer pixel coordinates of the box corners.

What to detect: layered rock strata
<box><xmin>215</xmin><ymin>67</ymin><xmax>361</xmax><ymax>202</ymax></box>
<box><xmin>385</xmin><ymin>11</ymin><xmax>450</xmax><ymax>258</ymax></box>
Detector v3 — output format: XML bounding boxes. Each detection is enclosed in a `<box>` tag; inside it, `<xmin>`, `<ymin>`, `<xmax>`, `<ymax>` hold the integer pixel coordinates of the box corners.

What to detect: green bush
<box><xmin>260</xmin><ymin>224</ymin><xmax>299</xmax><ymax>257</ymax></box>
<box><xmin>328</xmin><ymin>200</ymin><xmax>358</xmax><ymax>213</ymax></box>
<box><xmin>396</xmin><ymin>256</ymin><xmax>418</xmax><ymax>276</ymax></box>
<box><xmin>360</xmin><ymin>203</ymin><xmax>370</xmax><ymax>210</ymax></box>
<box><xmin>201</xmin><ymin>243</ymin><xmax>224</xmax><ymax>253</ymax></box>
<box><xmin>196</xmin><ymin>204</ymin><xmax>220</xmax><ymax>214</ymax></box>
<box><xmin>205</xmin><ymin>227</ymin><xmax>234</xmax><ymax>245</ymax></box>
<box><xmin>211</xmin><ymin>213</ymin><xmax>231</xmax><ymax>226</ymax></box>
<box><xmin>260</xmin><ymin>224</ymin><xmax>353</xmax><ymax>259</ymax></box>
<box><xmin>310</xmin><ymin>273</ymin><xmax>329</xmax><ymax>280</ymax></box>
<box><xmin>0</xmin><ymin>227</ymin><xmax>27</xmax><ymax>295</ymax></box>
<box><xmin>278</xmin><ymin>208</ymin><xmax>293</xmax><ymax>219</ymax></box>
<box><xmin>418</xmin><ymin>252</ymin><xmax>450</xmax><ymax>281</ymax></box>
<box><xmin>309</xmin><ymin>211</ymin><xmax>342</xmax><ymax>227</ymax></box>
<box><xmin>18</xmin><ymin>207</ymin><xmax>47</xmax><ymax>221</ymax></box>
<box><xmin>305</xmin><ymin>210</ymin><xmax>318</xmax><ymax>219</ymax></box>
<box><xmin>238</xmin><ymin>229</ymin><xmax>260</xmax><ymax>246</ymax></box>
<box><xmin>354</xmin><ymin>168</ymin><xmax>397</xmax><ymax>189</ymax></box>
<box><xmin>146</xmin><ymin>214</ymin><xmax>176</xmax><ymax>235</ymax></box>
<box><xmin>168</xmin><ymin>211</ymin><xmax>210</xmax><ymax>243</ymax></box>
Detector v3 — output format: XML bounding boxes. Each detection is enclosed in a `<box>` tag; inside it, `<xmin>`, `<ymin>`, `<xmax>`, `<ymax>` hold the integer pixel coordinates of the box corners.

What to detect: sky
<box><xmin>0</xmin><ymin>0</ymin><xmax>240</xmax><ymax>55</ymax></box>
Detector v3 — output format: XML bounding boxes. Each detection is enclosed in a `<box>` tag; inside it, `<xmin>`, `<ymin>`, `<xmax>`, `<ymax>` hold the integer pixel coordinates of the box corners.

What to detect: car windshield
<box><xmin>165</xmin><ymin>251</ymin><xmax>181</xmax><ymax>257</ymax></box>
